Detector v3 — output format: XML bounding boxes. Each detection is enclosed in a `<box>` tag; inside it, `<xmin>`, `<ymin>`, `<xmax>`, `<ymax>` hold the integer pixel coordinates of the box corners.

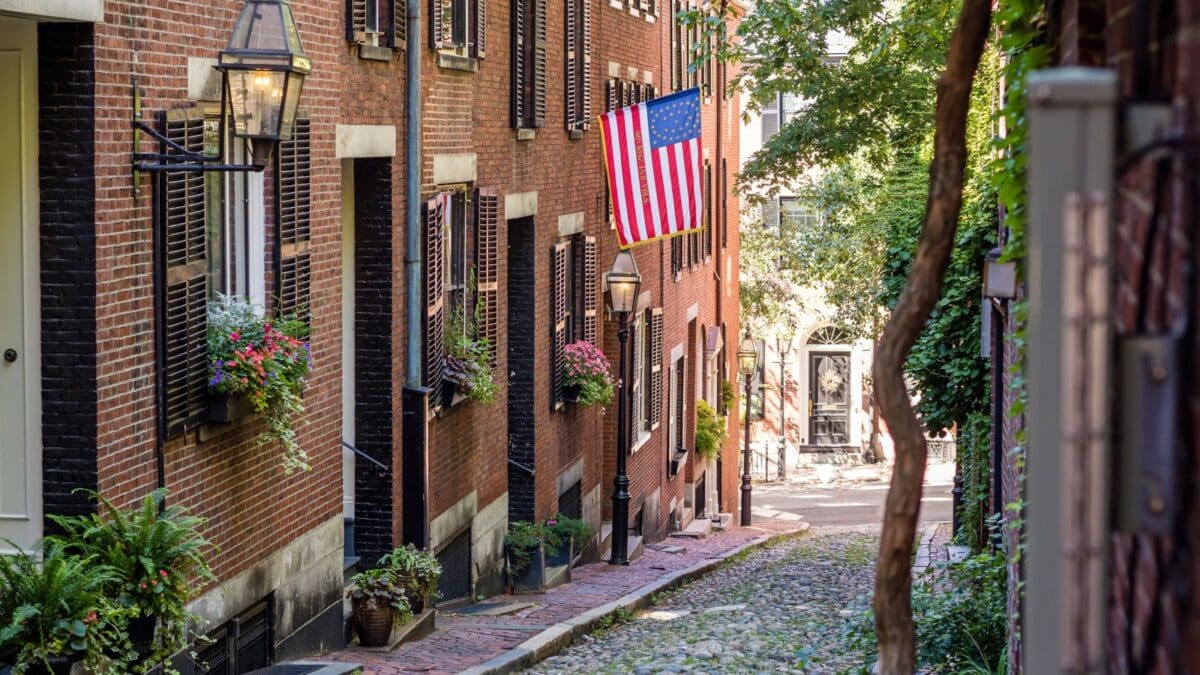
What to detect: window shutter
<box><xmin>671</xmin><ymin>235</ymin><xmax>682</xmax><ymax>277</ymax></box>
<box><xmin>160</xmin><ymin>109</ymin><xmax>209</xmax><ymax>435</ymax></box>
<box><xmin>605</xmin><ymin>78</ymin><xmax>618</xmax><ymax>112</ymax></box>
<box><xmin>349</xmin><ymin>0</ymin><xmax>365</xmax><ymax>41</ymax></box>
<box><xmin>552</xmin><ymin>241</ymin><xmax>569</xmax><ymax>407</ymax></box>
<box><xmin>512</xmin><ymin>0</ymin><xmax>527</xmax><ymax>127</ymax></box>
<box><xmin>649</xmin><ymin>308</ymin><xmax>663</xmax><ymax>428</ymax></box>
<box><xmin>565</xmin><ymin>0</ymin><xmax>577</xmax><ymax>129</ymax></box>
<box><xmin>581</xmin><ymin>236</ymin><xmax>598</xmax><ymax>345</ymax></box>
<box><xmin>580</xmin><ymin>0</ymin><xmax>591</xmax><ymax>122</ymax></box>
<box><xmin>533</xmin><ymin>0</ymin><xmax>548</xmax><ymax>127</ymax></box>
<box><xmin>720</xmin><ymin>158</ymin><xmax>728</xmax><ymax>248</ymax></box>
<box><xmin>674</xmin><ymin>356</ymin><xmax>685</xmax><ymax>450</ymax></box>
<box><xmin>761</xmin><ymin>95</ymin><xmax>779</xmax><ymax>141</ymax></box>
<box><xmin>276</xmin><ymin>117</ymin><xmax>312</xmax><ymax>323</ymax></box>
<box><xmin>424</xmin><ymin>195</ymin><xmax>446</xmax><ymax>392</ymax></box>
<box><xmin>703</xmin><ymin>161</ymin><xmax>712</xmax><ymax>260</ymax></box>
<box><xmin>430</xmin><ymin>0</ymin><xmax>446</xmax><ymax>49</ymax></box>
<box><xmin>474</xmin><ymin>0</ymin><xmax>486</xmax><ymax>57</ymax></box>
<box><xmin>474</xmin><ymin>188</ymin><xmax>499</xmax><ymax>365</ymax></box>
<box><xmin>762</xmin><ymin>198</ymin><xmax>780</xmax><ymax>230</ymax></box>
<box><xmin>670</xmin><ymin>0</ymin><xmax>682</xmax><ymax>91</ymax></box>
<box><xmin>392</xmin><ymin>0</ymin><xmax>407</xmax><ymax>49</ymax></box>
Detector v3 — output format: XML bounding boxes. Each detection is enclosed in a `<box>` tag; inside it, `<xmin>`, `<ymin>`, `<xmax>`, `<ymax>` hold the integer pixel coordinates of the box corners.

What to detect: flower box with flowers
<box><xmin>561</xmin><ymin>341</ymin><xmax>614</xmax><ymax>407</ymax></box>
<box><xmin>207</xmin><ymin>295</ymin><xmax>313</xmax><ymax>474</ymax></box>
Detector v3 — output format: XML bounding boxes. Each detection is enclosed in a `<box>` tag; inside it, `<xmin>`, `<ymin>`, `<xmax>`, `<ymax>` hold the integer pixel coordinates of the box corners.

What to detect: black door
<box><xmin>809</xmin><ymin>352</ymin><xmax>850</xmax><ymax>445</ymax></box>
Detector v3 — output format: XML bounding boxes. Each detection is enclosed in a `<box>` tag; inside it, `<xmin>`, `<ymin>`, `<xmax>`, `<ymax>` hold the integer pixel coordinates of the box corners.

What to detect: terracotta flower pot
<box><xmin>352</xmin><ymin>599</ymin><xmax>394</xmax><ymax>648</ymax></box>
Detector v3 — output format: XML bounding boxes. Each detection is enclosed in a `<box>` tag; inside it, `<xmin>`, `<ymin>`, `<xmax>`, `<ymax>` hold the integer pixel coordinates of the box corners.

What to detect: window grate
<box><xmin>437</xmin><ymin>528</ymin><xmax>472</xmax><ymax>602</ymax></box>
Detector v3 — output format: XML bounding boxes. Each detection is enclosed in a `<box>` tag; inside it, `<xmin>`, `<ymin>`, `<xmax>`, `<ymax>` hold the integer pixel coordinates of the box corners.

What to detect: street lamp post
<box><xmin>777</xmin><ymin>335</ymin><xmax>792</xmax><ymax>481</ymax></box>
<box><xmin>737</xmin><ymin>333</ymin><xmax>760</xmax><ymax>527</ymax></box>
<box><xmin>607</xmin><ymin>251</ymin><xmax>641</xmax><ymax>565</ymax></box>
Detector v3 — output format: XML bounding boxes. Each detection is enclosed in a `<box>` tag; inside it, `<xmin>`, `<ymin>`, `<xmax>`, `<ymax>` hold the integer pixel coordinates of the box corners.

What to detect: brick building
<box><xmin>0</xmin><ymin>0</ymin><xmax>742</xmax><ymax>668</ymax></box>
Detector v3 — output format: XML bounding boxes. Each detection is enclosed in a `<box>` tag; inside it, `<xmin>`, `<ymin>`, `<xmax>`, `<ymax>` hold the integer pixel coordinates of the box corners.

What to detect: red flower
<box><xmin>230</xmin><ymin>331</ymin><xmax>240</xmax><ymax>342</ymax></box>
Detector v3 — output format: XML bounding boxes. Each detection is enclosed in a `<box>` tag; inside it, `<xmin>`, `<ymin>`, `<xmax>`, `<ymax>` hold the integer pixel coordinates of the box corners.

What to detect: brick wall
<box><xmin>39</xmin><ymin>21</ymin><xmax>100</xmax><ymax>526</ymax></box>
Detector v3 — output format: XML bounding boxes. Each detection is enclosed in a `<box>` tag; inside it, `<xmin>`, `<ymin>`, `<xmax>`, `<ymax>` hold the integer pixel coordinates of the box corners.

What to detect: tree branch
<box><xmin>870</xmin><ymin>1</ymin><xmax>992</xmax><ymax>673</ymax></box>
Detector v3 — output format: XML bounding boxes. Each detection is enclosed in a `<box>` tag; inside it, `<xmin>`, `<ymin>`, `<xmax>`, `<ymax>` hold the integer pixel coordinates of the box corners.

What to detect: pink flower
<box><xmin>230</xmin><ymin>331</ymin><xmax>240</xmax><ymax>342</ymax></box>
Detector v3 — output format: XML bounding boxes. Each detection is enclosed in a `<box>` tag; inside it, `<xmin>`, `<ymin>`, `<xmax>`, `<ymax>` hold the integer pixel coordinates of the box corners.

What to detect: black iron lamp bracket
<box><xmin>131</xmin><ymin>119</ymin><xmax>265</xmax><ymax>173</ymax></box>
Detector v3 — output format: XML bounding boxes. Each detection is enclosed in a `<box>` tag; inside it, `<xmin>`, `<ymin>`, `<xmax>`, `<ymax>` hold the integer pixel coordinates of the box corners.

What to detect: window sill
<box><xmin>630</xmin><ymin>430</ymin><xmax>651</xmax><ymax>454</ymax></box>
<box><xmin>608</xmin><ymin>0</ymin><xmax>623</xmax><ymax>7</ymax></box>
<box><xmin>358</xmin><ymin>43</ymin><xmax>394</xmax><ymax>62</ymax></box>
<box><xmin>628</xmin><ymin>7</ymin><xmax>640</xmax><ymax>17</ymax></box>
<box><xmin>516</xmin><ymin>128</ymin><xmax>537</xmax><ymax>141</ymax></box>
<box><xmin>643</xmin><ymin>13</ymin><xmax>656</xmax><ymax>22</ymax></box>
<box><xmin>669</xmin><ymin>448</ymin><xmax>688</xmax><ymax>477</ymax></box>
<box><xmin>197</xmin><ymin>392</ymin><xmax>256</xmax><ymax>443</ymax></box>
<box><xmin>437</xmin><ymin>52</ymin><xmax>479</xmax><ymax>72</ymax></box>
<box><xmin>568</xmin><ymin>128</ymin><xmax>585</xmax><ymax>140</ymax></box>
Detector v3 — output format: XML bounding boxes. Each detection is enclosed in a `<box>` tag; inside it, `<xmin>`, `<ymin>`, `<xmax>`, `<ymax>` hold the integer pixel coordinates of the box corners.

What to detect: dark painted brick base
<box><xmin>38</xmin><ymin>22</ymin><xmax>99</xmax><ymax>526</ymax></box>
<box><xmin>506</xmin><ymin>216</ymin><xmax>536</xmax><ymax>523</ymax></box>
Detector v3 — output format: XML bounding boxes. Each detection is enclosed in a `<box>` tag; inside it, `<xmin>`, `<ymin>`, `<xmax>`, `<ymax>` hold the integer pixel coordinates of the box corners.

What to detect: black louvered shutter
<box><xmin>475</xmin><ymin>188</ymin><xmax>499</xmax><ymax>365</ymax></box>
<box><xmin>605</xmin><ymin>78</ymin><xmax>618</xmax><ymax>112</ymax></box>
<box><xmin>720</xmin><ymin>158</ymin><xmax>728</xmax><ymax>248</ymax></box>
<box><xmin>424</xmin><ymin>195</ymin><xmax>446</xmax><ymax>392</ymax></box>
<box><xmin>671</xmin><ymin>235</ymin><xmax>682</xmax><ymax>276</ymax></box>
<box><xmin>670</xmin><ymin>0</ymin><xmax>682</xmax><ymax>91</ymax></box>
<box><xmin>649</xmin><ymin>308</ymin><xmax>663</xmax><ymax>428</ymax></box>
<box><xmin>581</xmin><ymin>236</ymin><xmax>598</xmax><ymax>344</ymax></box>
<box><xmin>533</xmin><ymin>0</ymin><xmax>548</xmax><ymax>127</ymax></box>
<box><xmin>552</xmin><ymin>241</ymin><xmax>569</xmax><ymax>408</ymax></box>
<box><xmin>430</xmin><ymin>0</ymin><xmax>447</xmax><ymax>48</ymax></box>
<box><xmin>703</xmin><ymin>161</ymin><xmax>712</xmax><ymax>260</ymax></box>
<box><xmin>474</xmin><ymin>0</ymin><xmax>486</xmax><ymax>57</ymax></box>
<box><xmin>512</xmin><ymin>0</ymin><xmax>527</xmax><ymax>127</ymax></box>
<box><xmin>565</xmin><ymin>0</ymin><xmax>578</xmax><ymax>129</ymax></box>
<box><xmin>276</xmin><ymin>118</ymin><xmax>312</xmax><ymax>322</ymax></box>
<box><xmin>160</xmin><ymin>109</ymin><xmax>209</xmax><ymax>435</ymax></box>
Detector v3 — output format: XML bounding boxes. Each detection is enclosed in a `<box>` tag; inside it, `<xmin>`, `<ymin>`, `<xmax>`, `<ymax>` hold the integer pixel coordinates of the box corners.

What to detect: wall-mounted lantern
<box><xmin>132</xmin><ymin>0</ymin><xmax>310</xmax><ymax>173</ymax></box>
<box><xmin>982</xmin><ymin>247</ymin><xmax>1018</xmax><ymax>300</ymax></box>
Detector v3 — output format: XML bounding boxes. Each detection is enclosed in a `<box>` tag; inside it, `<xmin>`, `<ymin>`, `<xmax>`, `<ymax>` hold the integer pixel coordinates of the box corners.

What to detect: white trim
<box><xmin>336</xmin><ymin>124</ymin><xmax>397</xmax><ymax>159</ymax></box>
<box><xmin>504</xmin><ymin>191</ymin><xmax>538</xmax><ymax>220</ymax></box>
<box><xmin>433</xmin><ymin>153</ymin><xmax>477</xmax><ymax>184</ymax></box>
<box><xmin>0</xmin><ymin>0</ymin><xmax>102</xmax><ymax>22</ymax></box>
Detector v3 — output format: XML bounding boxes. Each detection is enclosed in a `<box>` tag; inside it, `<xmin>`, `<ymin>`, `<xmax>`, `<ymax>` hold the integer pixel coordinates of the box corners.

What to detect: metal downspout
<box><xmin>405</xmin><ymin>0</ymin><xmax>423</xmax><ymax>385</ymax></box>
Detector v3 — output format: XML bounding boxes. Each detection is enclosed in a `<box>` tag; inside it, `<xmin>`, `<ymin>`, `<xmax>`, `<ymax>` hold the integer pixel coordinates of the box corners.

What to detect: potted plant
<box><xmin>48</xmin><ymin>489</ymin><xmax>213</xmax><ymax>672</ymax></box>
<box><xmin>695</xmin><ymin>399</ymin><xmax>727</xmax><ymax>463</ymax></box>
<box><xmin>543</xmin><ymin>515</ymin><xmax>592</xmax><ymax>567</ymax></box>
<box><xmin>207</xmin><ymin>294</ymin><xmax>313</xmax><ymax>474</ymax></box>
<box><xmin>379</xmin><ymin>545</ymin><xmax>442</xmax><ymax>612</ymax></box>
<box><xmin>561</xmin><ymin>341</ymin><xmax>614</xmax><ymax>406</ymax></box>
<box><xmin>443</xmin><ymin>296</ymin><xmax>497</xmax><ymax>406</ymax></box>
<box><xmin>345</xmin><ymin>568</ymin><xmax>411</xmax><ymax>648</ymax></box>
<box><xmin>0</xmin><ymin>541</ymin><xmax>130</xmax><ymax>675</ymax></box>
<box><xmin>504</xmin><ymin>521</ymin><xmax>547</xmax><ymax>593</ymax></box>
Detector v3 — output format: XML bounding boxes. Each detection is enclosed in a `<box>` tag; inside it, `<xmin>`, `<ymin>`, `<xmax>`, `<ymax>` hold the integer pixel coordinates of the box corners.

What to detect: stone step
<box><xmin>710</xmin><ymin>513</ymin><xmax>734</xmax><ymax>531</ymax></box>
<box><xmin>246</xmin><ymin>662</ymin><xmax>360</xmax><ymax>675</ymax></box>
<box><xmin>545</xmin><ymin>562</ymin><xmax>572</xmax><ymax>589</ymax></box>
<box><xmin>601</xmin><ymin>534</ymin><xmax>644</xmax><ymax>563</ymax></box>
<box><xmin>670</xmin><ymin>516</ymin><xmax>711</xmax><ymax>539</ymax></box>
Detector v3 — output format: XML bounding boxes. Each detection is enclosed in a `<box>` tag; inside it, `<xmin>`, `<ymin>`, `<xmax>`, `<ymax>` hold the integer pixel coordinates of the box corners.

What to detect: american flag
<box><xmin>600</xmin><ymin>88</ymin><xmax>703</xmax><ymax>249</ymax></box>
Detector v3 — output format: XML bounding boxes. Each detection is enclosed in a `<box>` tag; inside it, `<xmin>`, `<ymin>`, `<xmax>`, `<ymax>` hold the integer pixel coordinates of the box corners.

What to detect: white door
<box><xmin>0</xmin><ymin>17</ymin><xmax>41</xmax><ymax>553</ymax></box>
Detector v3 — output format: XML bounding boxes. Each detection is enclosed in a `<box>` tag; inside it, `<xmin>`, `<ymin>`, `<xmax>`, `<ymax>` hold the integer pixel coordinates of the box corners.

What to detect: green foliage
<box><xmin>379</xmin><ymin>544</ymin><xmax>443</xmax><ymax>604</ymax></box>
<box><xmin>0</xmin><ymin>540</ymin><xmax>129</xmax><ymax>673</ymax></box>
<box><xmin>208</xmin><ymin>294</ymin><xmax>313</xmax><ymax>473</ymax></box>
<box><xmin>48</xmin><ymin>489</ymin><xmax>214</xmax><ymax>672</ymax></box>
<box><xmin>562</xmin><ymin>340</ymin><xmax>615</xmax><ymax>406</ymax></box>
<box><xmin>720</xmin><ymin>380</ymin><xmax>735</xmax><ymax>415</ymax></box>
<box><xmin>544</xmin><ymin>515</ymin><xmax>593</xmax><ymax>551</ymax></box>
<box><xmin>445</xmin><ymin>279</ymin><xmax>497</xmax><ymax>404</ymax></box>
<box><xmin>954</xmin><ymin>414</ymin><xmax>993</xmax><ymax>551</ymax></box>
<box><xmin>345</xmin><ymin>568</ymin><xmax>412</xmax><ymax>624</ymax></box>
<box><xmin>839</xmin><ymin>552</ymin><xmax>1008</xmax><ymax>674</ymax></box>
<box><xmin>694</xmin><ymin>399</ymin><xmax>727</xmax><ymax>461</ymax></box>
<box><xmin>504</xmin><ymin>521</ymin><xmax>545</xmax><ymax>574</ymax></box>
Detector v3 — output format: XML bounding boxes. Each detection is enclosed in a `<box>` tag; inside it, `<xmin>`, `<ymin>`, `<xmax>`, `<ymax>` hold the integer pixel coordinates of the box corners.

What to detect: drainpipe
<box><xmin>405</xmin><ymin>0</ymin><xmax>423</xmax><ymax>385</ymax></box>
<box><xmin>402</xmin><ymin>0</ymin><xmax>431</xmax><ymax>549</ymax></box>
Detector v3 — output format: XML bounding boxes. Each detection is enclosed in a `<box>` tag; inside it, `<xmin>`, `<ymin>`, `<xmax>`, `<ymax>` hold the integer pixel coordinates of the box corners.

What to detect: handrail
<box><xmin>508</xmin><ymin>458</ymin><xmax>535</xmax><ymax>476</ymax></box>
<box><xmin>342</xmin><ymin>441</ymin><xmax>389</xmax><ymax>473</ymax></box>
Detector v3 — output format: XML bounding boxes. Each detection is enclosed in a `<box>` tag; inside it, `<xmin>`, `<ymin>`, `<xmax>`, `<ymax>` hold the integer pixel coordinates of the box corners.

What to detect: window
<box><xmin>627</xmin><ymin>307</ymin><xmax>663</xmax><ymax>446</ymax></box>
<box><xmin>349</xmin><ymin>0</ymin><xmax>404</xmax><ymax>49</ymax></box>
<box><xmin>512</xmin><ymin>0</ymin><xmax>547</xmax><ymax>128</ymax></box>
<box><xmin>668</xmin><ymin>355</ymin><xmax>685</xmax><ymax>454</ymax></box>
<box><xmin>648</xmin><ymin>308</ymin><xmax>663</xmax><ymax>430</ymax></box>
<box><xmin>423</xmin><ymin>187</ymin><xmax>500</xmax><ymax>397</ymax></box>
<box><xmin>553</xmin><ymin>235</ymin><xmax>598</xmax><ymax>408</ymax></box>
<box><xmin>778</xmin><ymin>197</ymin><xmax>817</xmax><ymax>270</ymax></box>
<box><xmin>431</xmin><ymin>0</ymin><xmax>485</xmax><ymax>56</ymax></box>
<box><xmin>671</xmin><ymin>0</ymin><xmax>712</xmax><ymax>93</ymax></box>
<box><xmin>605</xmin><ymin>78</ymin><xmax>655</xmax><ymax>112</ymax></box>
<box><xmin>671</xmin><ymin>235</ymin><xmax>683</xmax><ymax>277</ymax></box>
<box><xmin>630</xmin><ymin>312</ymin><xmax>645</xmax><ymax>444</ymax></box>
<box><xmin>702</xmin><ymin>160</ymin><xmax>713</xmax><ymax>259</ymax></box>
<box><xmin>158</xmin><ymin>107</ymin><xmax>309</xmax><ymax>437</ymax></box>
<box><xmin>761</xmin><ymin>92</ymin><xmax>803</xmax><ymax>143</ymax></box>
<box><xmin>565</xmin><ymin>0</ymin><xmax>592</xmax><ymax>133</ymax></box>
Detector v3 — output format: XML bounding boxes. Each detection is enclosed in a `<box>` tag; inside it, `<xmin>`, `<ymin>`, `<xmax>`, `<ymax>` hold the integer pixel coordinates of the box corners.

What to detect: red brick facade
<box><xmin>9</xmin><ymin>0</ymin><xmax>742</xmax><ymax>663</ymax></box>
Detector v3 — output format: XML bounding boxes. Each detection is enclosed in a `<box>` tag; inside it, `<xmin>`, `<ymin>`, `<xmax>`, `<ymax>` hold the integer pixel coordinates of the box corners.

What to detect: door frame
<box><xmin>802</xmin><ymin>349</ymin><xmax>852</xmax><ymax>447</ymax></box>
<box><xmin>0</xmin><ymin>16</ymin><xmax>42</xmax><ymax>553</ymax></box>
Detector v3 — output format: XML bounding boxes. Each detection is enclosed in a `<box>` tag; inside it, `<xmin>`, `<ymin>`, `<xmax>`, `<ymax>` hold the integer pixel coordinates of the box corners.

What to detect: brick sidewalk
<box><xmin>315</xmin><ymin>522</ymin><xmax>802</xmax><ymax>674</ymax></box>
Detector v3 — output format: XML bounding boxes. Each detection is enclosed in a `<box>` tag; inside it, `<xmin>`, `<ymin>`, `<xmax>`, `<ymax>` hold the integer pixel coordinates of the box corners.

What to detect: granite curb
<box><xmin>459</xmin><ymin>523</ymin><xmax>811</xmax><ymax>675</ymax></box>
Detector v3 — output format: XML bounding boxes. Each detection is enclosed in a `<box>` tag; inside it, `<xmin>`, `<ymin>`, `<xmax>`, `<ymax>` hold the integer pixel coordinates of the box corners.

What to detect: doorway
<box><xmin>0</xmin><ymin>17</ymin><xmax>40</xmax><ymax>553</ymax></box>
<box><xmin>808</xmin><ymin>352</ymin><xmax>850</xmax><ymax>445</ymax></box>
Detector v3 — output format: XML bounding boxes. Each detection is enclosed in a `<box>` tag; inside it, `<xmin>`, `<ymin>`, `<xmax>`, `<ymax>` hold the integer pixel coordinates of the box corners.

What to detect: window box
<box><xmin>440</xmin><ymin>379</ymin><xmax>470</xmax><ymax>409</ymax></box>
<box><xmin>506</xmin><ymin>541</ymin><xmax>546</xmax><ymax>594</ymax></box>
<box><xmin>670</xmin><ymin>447</ymin><xmax>688</xmax><ymax>477</ymax></box>
<box><xmin>562</xmin><ymin>384</ymin><xmax>581</xmax><ymax>404</ymax></box>
<box><xmin>209</xmin><ymin>392</ymin><xmax>254</xmax><ymax>424</ymax></box>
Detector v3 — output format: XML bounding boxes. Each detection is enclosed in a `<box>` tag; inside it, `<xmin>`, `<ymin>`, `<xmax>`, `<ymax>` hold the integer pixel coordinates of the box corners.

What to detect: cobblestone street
<box><xmin>526</xmin><ymin>526</ymin><xmax>887</xmax><ymax>674</ymax></box>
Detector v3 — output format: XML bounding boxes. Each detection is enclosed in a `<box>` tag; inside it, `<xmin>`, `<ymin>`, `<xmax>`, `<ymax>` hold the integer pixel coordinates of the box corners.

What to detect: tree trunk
<box><xmin>870</xmin><ymin>1</ymin><xmax>992</xmax><ymax>673</ymax></box>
